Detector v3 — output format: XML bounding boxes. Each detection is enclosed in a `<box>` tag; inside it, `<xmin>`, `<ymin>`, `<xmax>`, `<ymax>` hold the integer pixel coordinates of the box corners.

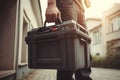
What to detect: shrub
<box><xmin>104</xmin><ymin>52</ymin><xmax>120</xmax><ymax>69</ymax></box>
<box><xmin>91</xmin><ymin>52</ymin><xmax>120</xmax><ymax>69</ymax></box>
<box><xmin>91</xmin><ymin>55</ymin><xmax>105</xmax><ymax>68</ymax></box>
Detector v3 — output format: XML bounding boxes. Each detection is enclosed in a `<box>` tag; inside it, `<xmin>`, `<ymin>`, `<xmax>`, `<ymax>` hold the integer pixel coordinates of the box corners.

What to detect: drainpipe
<box><xmin>38</xmin><ymin>0</ymin><xmax>43</xmax><ymax>25</ymax></box>
<box><xmin>15</xmin><ymin>0</ymin><xmax>21</xmax><ymax>80</ymax></box>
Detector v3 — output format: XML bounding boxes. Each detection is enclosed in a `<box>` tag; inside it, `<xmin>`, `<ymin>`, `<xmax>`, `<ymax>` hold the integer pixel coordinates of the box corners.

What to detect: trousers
<box><xmin>56</xmin><ymin>0</ymin><xmax>86</xmax><ymax>28</ymax></box>
<box><xmin>56</xmin><ymin>1</ymin><xmax>92</xmax><ymax>80</ymax></box>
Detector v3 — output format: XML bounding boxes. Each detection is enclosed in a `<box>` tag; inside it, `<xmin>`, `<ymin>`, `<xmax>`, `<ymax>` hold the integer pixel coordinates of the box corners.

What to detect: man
<box><xmin>45</xmin><ymin>0</ymin><xmax>92</xmax><ymax>80</ymax></box>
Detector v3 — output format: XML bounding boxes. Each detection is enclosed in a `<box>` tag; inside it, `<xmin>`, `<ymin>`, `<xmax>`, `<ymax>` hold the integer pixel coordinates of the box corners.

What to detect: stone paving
<box><xmin>21</xmin><ymin>68</ymin><xmax>120</xmax><ymax>80</ymax></box>
<box><xmin>21</xmin><ymin>69</ymin><xmax>57</xmax><ymax>80</ymax></box>
<box><xmin>91</xmin><ymin>68</ymin><xmax>120</xmax><ymax>80</ymax></box>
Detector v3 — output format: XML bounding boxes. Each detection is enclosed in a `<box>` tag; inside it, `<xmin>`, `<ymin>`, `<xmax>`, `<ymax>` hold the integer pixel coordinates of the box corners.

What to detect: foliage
<box><xmin>91</xmin><ymin>55</ymin><xmax>105</xmax><ymax>68</ymax></box>
<box><xmin>91</xmin><ymin>52</ymin><xmax>120</xmax><ymax>69</ymax></box>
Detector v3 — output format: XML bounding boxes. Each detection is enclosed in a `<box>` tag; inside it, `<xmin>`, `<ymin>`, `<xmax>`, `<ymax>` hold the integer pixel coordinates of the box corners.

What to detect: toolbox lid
<box><xmin>26</xmin><ymin>28</ymin><xmax>91</xmax><ymax>44</ymax></box>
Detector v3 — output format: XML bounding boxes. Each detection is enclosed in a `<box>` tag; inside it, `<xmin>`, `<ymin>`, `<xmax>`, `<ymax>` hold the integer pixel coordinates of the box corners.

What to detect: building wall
<box><xmin>102</xmin><ymin>3</ymin><xmax>120</xmax><ymax>55</ymax></box>
<box><xmin>87</xmin><ymin>3</ymin><xmax>120</xmax><ymax>57</ymax></box>
<box><xmin>0</xmin><ymin>0</ymin><xmax>17</xmax><ymax>70</ymax></box>
<box><xmin>103</xmin><ymin>4</ymin><xmax>120</xmax><ymax>42</ymax></box>
<box><xmin>18</xmin><ymin>0</ymin><xmax>42</xmax><ymax>66</ymax></box>
<box><xmin>17</xmin><ymin>0</ymin><xmax>43</xmax><ymax>80</ymax></box>
<box><xmin>86</xmin><ymin>18</ymin><xmax>105</xmax><ymax>57</ymax></box>
<box><xmin>86</xmin><ymin>18</ymin><xmax>101</xmax><ymax>30</ymax></box>
<box><xmin>89</xmin><ymin>26</ymin><xmax>105</xmax><ymax>57</ymax></box>
<box><xmin>0</xmin><ymin>0</ymin><xmax>17</xmax><ymax>80</ymax></box>
<box><xmin>0</xmin><ymin>0</ymin><xmax>42</xmax><ymax>79</ymax></box>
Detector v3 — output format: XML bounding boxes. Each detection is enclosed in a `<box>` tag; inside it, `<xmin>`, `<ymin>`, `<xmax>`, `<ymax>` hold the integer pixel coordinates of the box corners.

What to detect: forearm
<box><xmin>46</xmin><ymin>0</ymin><xmax>60</xmax><ymax>22</ymax></box>
<box><xmin>48</xmin><ymin>0</ymin><xmax>56</xmax><ymax>6</ymax></box>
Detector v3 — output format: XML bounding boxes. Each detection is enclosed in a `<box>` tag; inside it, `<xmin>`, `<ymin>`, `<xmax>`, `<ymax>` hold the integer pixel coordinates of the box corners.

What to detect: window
<box><xmin>96</xmin><ymin>53</ymin><xmax>100</xmax><ymax>56</ymax></box>
<box><xmin>93</xmin><ymin>29</ymin><xmax>101</xmax><ymax>44</ymax></box>
<box><xmin>21</xmin><ymin>18</ymin><xmax>28</xmax><ymax>64</ymax></box>
<box><xmin>19</xmin><ymin>12</ymin><xmax>32</xmax><ymax>65</ymax></box>
<box><xmin>117</xmin><ymin>16</ymin><xmax>120</xmax><ymax>28</ymax></box>
<box><xmin>109</xmin><ymin>15</ymin><xmax>120</xmax><ymax>32</ymax></box>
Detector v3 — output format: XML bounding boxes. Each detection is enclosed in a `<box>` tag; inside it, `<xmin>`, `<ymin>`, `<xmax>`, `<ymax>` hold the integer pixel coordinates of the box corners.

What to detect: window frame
<box><xmin>18</xmin><ymin>10</ymin><xmax>32</xmax><ymax>66</ymax></box>
<box><xmin>108</xmin><ymin>14</ymin><xmax>120</xmax><ymax>33</ymax></box>
<box><xmin>92</xmin><ymin>28</ymin><xmax>102</xmax><ymax>45</ymax></box>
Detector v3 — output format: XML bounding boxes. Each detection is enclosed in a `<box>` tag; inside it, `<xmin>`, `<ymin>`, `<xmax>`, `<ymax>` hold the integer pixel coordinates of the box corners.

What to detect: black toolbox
<box><xmin>25</xmin><ymin>20</ymin><xmax>91</xmax><ymax>70</ymax></box>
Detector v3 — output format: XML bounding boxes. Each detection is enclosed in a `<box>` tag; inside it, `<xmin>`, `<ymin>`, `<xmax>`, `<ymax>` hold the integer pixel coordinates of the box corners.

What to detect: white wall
<box><xmin>86</xmin><ymin>18</ymin><xmax>106</xmax><ymax>57</ymax></box>
<box><xmin>91</xmin><ymin>43</ymin><xmax>105</xmax><ymax>57</ymax></box>
<box><xmin>101</xmin><ymin>3</ymin><xmax>120</xmax><ymax>55</ymax></box>
<box><xmin>18</xmin><ymin>0</ymin><xmax>42</xmax><ymax>64</ymax></box>
<box><xmin>86</xmin><ymin>18</ymin><xmax>101</xmax><ymax>30</ymax></box>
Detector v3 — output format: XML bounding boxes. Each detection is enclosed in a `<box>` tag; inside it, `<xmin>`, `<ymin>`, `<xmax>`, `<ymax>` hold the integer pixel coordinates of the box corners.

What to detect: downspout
<box><xmin>38</xmin><ymin>0</ymin><xmax>43</xmax><ymax>25</ymax></box>
<box><xmin>15</xmin><ymin>0</ymin><xmax>21</xmax><ymax>80</ymax></box>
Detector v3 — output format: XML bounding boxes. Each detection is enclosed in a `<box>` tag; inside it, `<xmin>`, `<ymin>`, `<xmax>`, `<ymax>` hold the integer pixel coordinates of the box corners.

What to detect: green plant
<box><xmin>91</xmin><ymin>52</ymin><xmax>120</xmax><ymax>69</ymax></box>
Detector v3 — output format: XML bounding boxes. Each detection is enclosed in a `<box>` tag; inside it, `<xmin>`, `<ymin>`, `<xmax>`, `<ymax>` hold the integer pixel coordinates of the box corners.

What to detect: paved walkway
<box><xmin>91</xmin><ymin>68</ymin><xmax>120</xmax><ymax>80</ymax></box>
<box><xmin>21</xmin><ymin>68</ymin><xmax>120</xmax><ymax>80</ymax></box>
<box><xmin>21</xmin><ymin>69</ymin><xmax>57</xmax><ymax>80</ymax></box>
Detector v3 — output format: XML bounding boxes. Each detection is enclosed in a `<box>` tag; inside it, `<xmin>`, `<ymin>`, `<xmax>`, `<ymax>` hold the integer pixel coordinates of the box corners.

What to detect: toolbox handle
<box><xmin>44</xmin><ymin>18</ymin><xmax>62</xmax><ymax>27</ymax></box>
<box><xmin>37</xmin><ymin>18</ymin><xmax>62</xmax><ymax>33</ymax></box>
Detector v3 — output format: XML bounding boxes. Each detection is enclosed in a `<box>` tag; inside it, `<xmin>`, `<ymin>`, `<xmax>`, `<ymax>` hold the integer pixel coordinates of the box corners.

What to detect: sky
<box><xmin>40</xmin><ymin>0</ymin><xmax>120</xmax><ymax>21</ymax></box>
<box><xmin>85</xmin><ymin>0</ymin><xmax>120</xmax><ymax>18</ymax></box>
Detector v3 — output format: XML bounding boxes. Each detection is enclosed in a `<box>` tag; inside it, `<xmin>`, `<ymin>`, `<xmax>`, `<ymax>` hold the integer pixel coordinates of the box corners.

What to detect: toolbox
<box><xmin>25</xmin><ymin>20</ymin><xmax>91</xmax><ymax>70</ymax></box>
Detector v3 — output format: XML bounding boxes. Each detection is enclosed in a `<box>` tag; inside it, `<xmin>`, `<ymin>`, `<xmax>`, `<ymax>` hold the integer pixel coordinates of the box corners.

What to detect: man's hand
<box><xmin>45</xmin><ymin>2</ymin><xmax>61</xmax><ymax>22</ymax></box>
